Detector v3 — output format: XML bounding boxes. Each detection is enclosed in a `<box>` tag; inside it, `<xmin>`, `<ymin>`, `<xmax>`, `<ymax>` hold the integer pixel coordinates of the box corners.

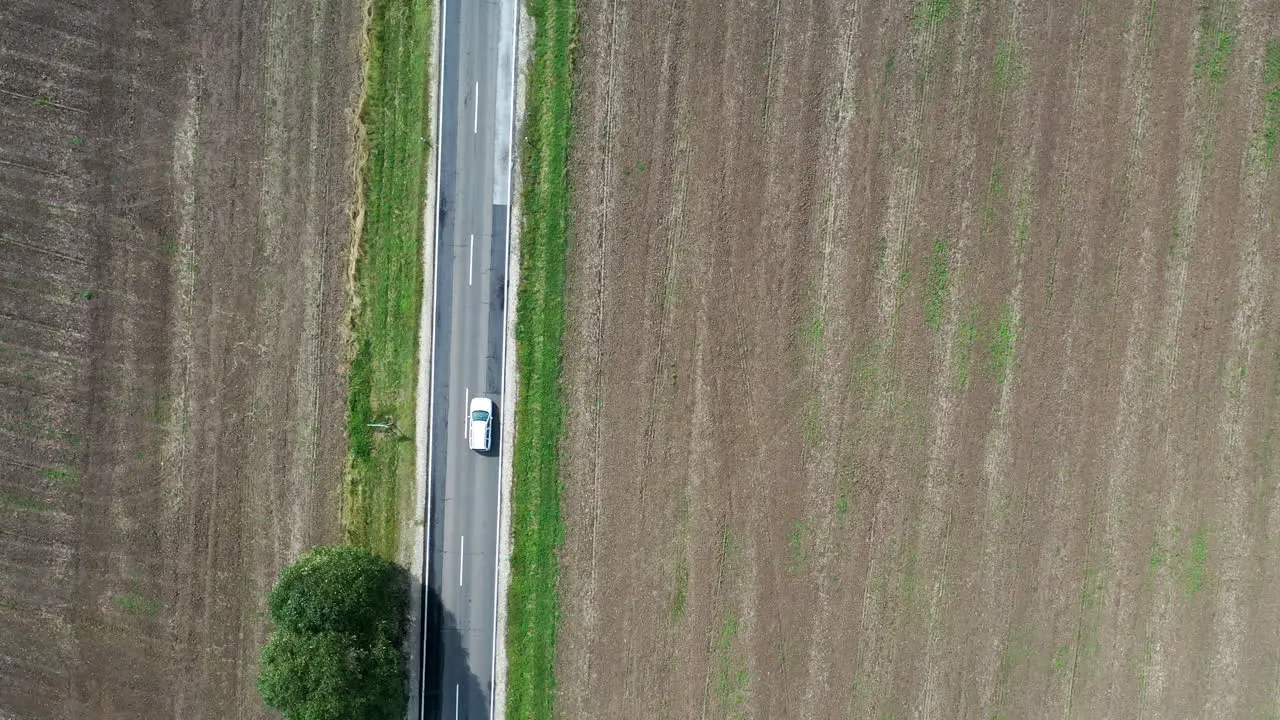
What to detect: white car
<box><xmin>468</xmin><ymin>396</ymin><xmax>495</xmax><ymax>452</ymax></box>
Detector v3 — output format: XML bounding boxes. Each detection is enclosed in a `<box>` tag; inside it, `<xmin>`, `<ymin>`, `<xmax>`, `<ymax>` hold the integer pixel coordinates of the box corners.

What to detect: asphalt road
<box><xmin>420</xmin><ymin>0</ymin><xmax>518</xmax><ymax>717</ymax></box>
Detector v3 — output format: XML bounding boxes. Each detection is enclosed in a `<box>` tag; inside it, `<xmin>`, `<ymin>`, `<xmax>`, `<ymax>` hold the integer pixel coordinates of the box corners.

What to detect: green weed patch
<box><xmin>1194</xmin><ymin>9</ymin><xmax>1236</xmax><ymax>86</ymax></box>
<box><xmin>924</xmin><ymin>238</ymin><xmax>950</xmax><ymax>329</ymax></box>
<box><xmin>1262</xmin><ymin>38</ymin><xmax>1280</xmax><ymax>163</ymax></box>
<box><xmin>990</xmin><ymin>302</ymin><xmax>1018</xmax><ymax>385</ymax></box>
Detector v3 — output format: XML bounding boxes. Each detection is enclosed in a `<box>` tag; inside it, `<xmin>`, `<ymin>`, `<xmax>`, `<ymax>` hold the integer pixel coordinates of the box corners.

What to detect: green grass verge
<box><xmin>343</xmin><ymin>0</ymin><xmax>432</xmax><ymax>559</ymax></box>
<box><xmin>506</xmin><ymin>0</ymin><xmax>577</xmax><ymax>714</ymax></box>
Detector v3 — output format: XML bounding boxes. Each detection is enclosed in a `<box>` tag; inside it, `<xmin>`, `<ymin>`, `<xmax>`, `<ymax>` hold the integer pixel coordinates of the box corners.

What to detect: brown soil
<box><xmin>558</xmin><ymin>0</ymin><xmax>1280</xmax><ymax>717</ymax></box>
<box><xmin>0</xmin><ymin>0</ymin><xmax>360</xmax><ymax>717</ymax></box>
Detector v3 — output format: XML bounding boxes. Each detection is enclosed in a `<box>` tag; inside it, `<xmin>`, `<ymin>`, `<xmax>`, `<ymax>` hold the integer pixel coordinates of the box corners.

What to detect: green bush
<box><xmin>258</xmin><ymin>545</ymin><xmax>407</xmax><ymax>720</ymax></box>
<box><xmin>257</xmin><ymin>631</ymin><xmax>405</xmax><ymax>720</ymax></box>
<box><xmin>267</xmin><ymin>545</ymin><xmax>403</xmax><ymax>639</ymax></box>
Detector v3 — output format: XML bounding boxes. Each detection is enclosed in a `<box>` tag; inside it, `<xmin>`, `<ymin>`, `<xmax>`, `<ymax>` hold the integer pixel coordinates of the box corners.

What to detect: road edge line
<box><xmin>408</xmin><ymin>0</ymin><xmax>446</xmax><ymax>715</ymax></box>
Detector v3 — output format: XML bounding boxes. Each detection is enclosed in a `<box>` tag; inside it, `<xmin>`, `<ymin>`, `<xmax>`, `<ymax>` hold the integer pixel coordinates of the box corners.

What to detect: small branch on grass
<box><xmin>366</xmin><ymin>420</ymin><xmax>409</xmax><ymax>442</ymax></box>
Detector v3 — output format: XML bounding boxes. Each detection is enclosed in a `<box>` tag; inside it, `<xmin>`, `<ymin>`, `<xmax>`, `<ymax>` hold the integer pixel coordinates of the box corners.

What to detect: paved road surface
<box><xmin>421</xmin><ymin>0</ymin><xmax>518</xmax><ymax>717</ymax></box>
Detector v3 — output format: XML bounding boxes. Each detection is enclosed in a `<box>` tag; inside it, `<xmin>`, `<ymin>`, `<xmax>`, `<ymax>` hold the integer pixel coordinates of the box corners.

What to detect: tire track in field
<box><xmin>912</xmin><ymin>0</ymin><xmax>1001</xmax><ymax>712</ymax></box>
<box><xmin>730</xmin><ymin>0</ymin><xmax>779</xmax><ymax>431</ymax></box>
<box><xmin>1266</xmin><ymin>316</ymin><xmax>1280</xmax><ymax>720</ymax></box>
<box><xmin>1136</xmin><ymin>2</ymin><xmax>1239</xmax><ymax>716</ymax></box>
<box><xmin>557</xmin><ymin>0</ymin><xmax>623</xmax><ymax>711</ymax></box>
<box><xmin>971</xmin><ymin>2</ymin><xmax>1100</xmax><ymax>716</ymax></box>
<box><xmin>848</xmin><ymin>1</ymin><xmax>956</xmax><ymax>714</ymax></box>
<box><xmin>688</xmin><ymin>1</ymin><xmax>777</xmax><ymax>714</ymax></box>
<box><xmin>586</xmin><ymin>0</ymin><xmax>620</xmax><ymax>698</ymax></box>
<box><xmin>161</xmin><ymin>68</ymin><xmax>201</xmax><ymax>716</ymax></box>
<box><xmin>247</xmin><ymin>0</ymin><xmax>289</xmax><ymax>612</ymax></box>
<box><xmin>758</xmin><ymin>0</ymin><xmax>782</xmax><ymax>133</ymax></box>
<box><xmin>298</xmin><ymin>0</ymin><xmax>335</xmax><ymax>555</ymax></box>
<box><xmin>731</xmin><ymin>0</ymin><xmax>802</xmax><ymax>459</ymax></box>
<box><xmin>1005</xmin><ymin>2</ymin><xmax>1099</xmax><ymax>715</ymax></box>
<box><xmin>687</xmin><ymin>280</ymin><xmax>729</xmax><ymax>720</ymax></box>
<box><xmin>801</xmin><ymin>0</ymin><xmax>859</xmax><ymax>462</ymax></box>
<box><xmin>1082</xmin><ymin>0</ymin><xmax>1163</xmax><ymax>714</ymax></box>
<box><xmin>1202</xmin><ymin>2</ymin><xmax>1274</xmax><ymax>712</ymax></box>
<box><xmin>1256</xmin><ymin>107</ymin><xmax>1280</xmax><ymax>720</ymax></box>
<box><xmin>680</xmin><ymin>13</ymin><xmax>737</xmax><ymax>717</ymax></box>
<box><xmin>240</xmin><ymin>0</ymin><xmax>342</xmax><ymax>706</ymax></box>
<box><xmin>794</xmin><ymin>3</ymin><xmax>863</xmax><ymax>714</ymax></box>
<box><xmin>235</xmin><ymin>0</ymin><xmax>292</xmax><ymax>708</ymax></box>
<box><xmin>1115</xmin><ymin>0</ymin><xmax>1160</xmax><ymax>218</ymax></box>
<box><xmin>712</xmin><ymin>2</ymin><xmax>823</xmax><ymax>714</ymax></box>
<box><xmin>638</xmin><ymin>0</ymin><xmax>691</xmax><ymax>499</ymax></box>
<box><xmin>959</xmin><ymin>1</ymin><xmax>1037</xmax><ymax>713</ymax></box>
<box><xmin>871</xmin><ymin>9</ymin><xmax>941</xmax><ymax>347</ymax></box>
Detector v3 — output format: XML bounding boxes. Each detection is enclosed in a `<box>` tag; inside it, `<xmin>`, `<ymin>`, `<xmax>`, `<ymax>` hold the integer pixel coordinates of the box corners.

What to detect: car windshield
<box><xmin>471</xmin><ymin>410</ymin><xmax>489</xmax><ymax>421</ymax></box>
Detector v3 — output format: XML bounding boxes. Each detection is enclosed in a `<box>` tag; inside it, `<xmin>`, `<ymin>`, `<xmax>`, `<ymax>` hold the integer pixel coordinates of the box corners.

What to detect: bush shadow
<box><xmin>406</xmin><ymin>577</ymin><xmax>488</xmax><ymax>720</ymax></box>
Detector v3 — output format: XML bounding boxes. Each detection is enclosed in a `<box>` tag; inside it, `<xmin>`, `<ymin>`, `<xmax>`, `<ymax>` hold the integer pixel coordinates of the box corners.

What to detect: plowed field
<box><xmin>0</xmin><ymin>0</ymin><xmax>359</xmax><ymax>716</ymax></box>
<box><xmin>558</xmin><ymin>0</ymin><xmax>1280</xmax><ymax>717</ymax></box>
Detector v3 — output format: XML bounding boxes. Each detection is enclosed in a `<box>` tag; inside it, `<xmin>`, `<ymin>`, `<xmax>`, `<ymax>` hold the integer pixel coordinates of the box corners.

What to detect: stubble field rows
<box><xmin>0</xmin><ymin>0</ymin><xmax>360</xmax><ymax>716</ymax></box>
<box><xmin>558</xmin><ymin>0</ymin><xmax>1280</xmax><ymax>717</ymax></box>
